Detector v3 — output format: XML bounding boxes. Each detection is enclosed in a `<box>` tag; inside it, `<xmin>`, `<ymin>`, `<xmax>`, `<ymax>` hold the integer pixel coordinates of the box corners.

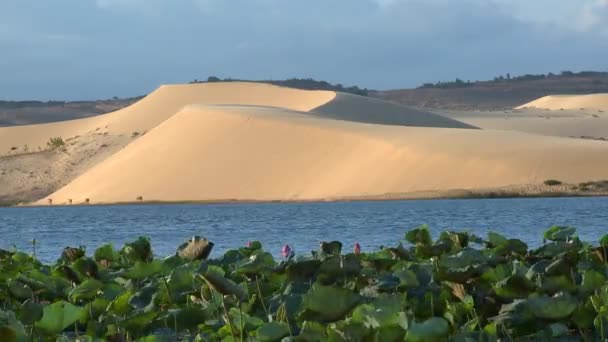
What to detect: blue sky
<box><xmin>1</xmin><ymin>0</ymin><xmax>607</xmax><ymax>100</ymax></box>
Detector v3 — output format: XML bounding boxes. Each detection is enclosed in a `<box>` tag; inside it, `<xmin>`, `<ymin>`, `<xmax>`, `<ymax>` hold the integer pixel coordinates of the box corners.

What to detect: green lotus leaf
<box><xmin>600</xmin><ymin>234</ymin><xmax>608</xmax><ymax>247</ymax></box>
<box><xmin>491</xmin><ymin>239</ymin><xmax>528</xmax><ymax>257</ymax></box>
<box><xmin>93</xmin><ymin>244</ymin><xmax>120</xmax><ymax>264</ymax></box>
<box><xmin>200</xmin><ymin>268</ymin><xmax>248</xmax><ymax>302</ymax></box>
<box><xmin>123</xmin><ymin>260</ymin><xmax>163</xmax><ymax>280</ymax></box>
<box><xmin>405</xmin><ymin>317</ymin><xmax>449</xmax><ymax>342</ymax></box>
<box><xmin>8</xmin><ymin>280</ymin><xmax>33</xmax><ymax>300</ymax></box>
<box><xmin>108</xmin><ymin>290</ymin><xmax>135</xmax><ymax>316</ymax></box>
<box><xmin>137</xmin><ymin>335</ymin><xmax>172</xmax><ymax>342</ymax></box>
<box><xmin>301</xmin><ymin>285</ymin><xmax>360</xmax><ymax>322</ymax></box>
<box><xmin>539</xmin><ymin>275</ymin><xmax>576</xmax><ymax>294</ymax></box>
<box><xmin>18</xmin><ymin>299</ymin><xmax>42</xmax><ymax>325</ymax></box>
<box><xmin>351</xmin><ymin>297</ymin><xmax>404</xmax><ymax>329</ymax></box>
<box><xmin>487</xmin><ymin>232</ymin><xmax>508</xmax><ymax>248</ymax></box>
<box><xmin>255</xmin><ymin>322</ymin><xmax>290</xmax><ymax>341</ymax></box>
<box><xmin>405</xmin><ymin>225</ymin><xmax>432</xmax><ymax>246</ymax></box>
<box><xmin>69</xmin><ymin>279</ymin><xmax>103</xmax><ymax>301</ymax></box>
<box><xmin>122</xmin><ymin>310</ymin><xmax>158</xmax><ymax>336</ymax></box>
<box><xmin>439</xmin><ymin>248</ymin><xmax>487</xmax><ymax>269</ymax></box>
<box><xmin>37</xmin><ymin>301</ymin><xmax>86</xmax><ymax>335</ymax></box>
<box><xmin>326</xmin><ymin>320</ymin><xmax>369</xmax><ymax>341</ymax></box>
<box><xmin>284</xmin><ymin>259</ymin><xmax>321</xmax><ymax>280</ymax></box>
<box><xmin>121</xmin><ymin>236</ymin><xmax>153</xmax><ymax>263</ymax></box>
<box><xmin>295</xmin><ymin>321</ymin><xmax>327</xmax><ymax>341</ymax></box>
<box><xmin>236</xmin><ymin>252</ymin><xmax>276</xmax><ymax>275</ymax></box>
<box><xmin>128</xmin><ymin>284</ymin><xmax>158</xmax><ymax>311</ymax></box>
<box><xmin>572</xmin><ymin>300</ymin><xmax>596</xmax><ymax>329</ymax></box>
<box><xmin>581</xmin><ymin>270</ymin><xmax>607</xmax><ymax>294</ymax></box>
<box><xmin>483</xmin><ymin>263</ymin><xmax>513</xmax><ymax>283</ymax></box>
<box><xmin>165</xmin><ymin>265</ymin><xmax>196</xmax><ymax>302</ymax></box>
<box><xmin>164</xmin><ymin>307</ymin><xmax>209</xmax><ymax>332</ymax></box>
<box><xmin>494</xmin><ymin>274</ymin><xmax>535</xmax><ymax>299</ymax></box>
<box><xmin>529</xmin><ymin>293</ymin><xmax>577</xmax><ymax>320</ymax></box>
<box><xmin>394</xmin><ymin>269</ymin><xmax>420</xmax><ymax>288</ymax></box>
<box><xmin>543</xmin><ymin>226</ymin><xmax>576</xmax><ymax>242</ymax></box>
<box><xmin>318</xmin><ymin>255</ymin><xmax>361</xmax><ymax>279</ymax></box>
<box><xmin>438</xmin><ymin>231</ymin><xmax>470</xmax><ymax>250</ymax></box>
<box><xmin>227</xmin><ymin>307</ymin><xmax>263</xmax><ymax>336</ymax></box>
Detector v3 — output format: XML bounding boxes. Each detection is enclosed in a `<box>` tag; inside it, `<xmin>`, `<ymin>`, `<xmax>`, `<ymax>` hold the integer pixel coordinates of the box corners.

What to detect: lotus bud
<box><xmin>354</xmin><ymin>243</ymin><xmax>361</xmax><ymax>255</ymax></box>
<box><xmin>281</xmin><ymin>244</ymin><xmax>293</xmax><ymax>258</ymax></box>
<box><xmin>247</xmin><ymin>241</ymin><xmax>253</xmax><ymax>247</ymax></box>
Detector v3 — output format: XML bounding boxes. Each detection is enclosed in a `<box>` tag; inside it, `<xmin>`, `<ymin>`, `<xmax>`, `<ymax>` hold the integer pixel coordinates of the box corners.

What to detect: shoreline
<box><xmin>6</xmin><ymin>184</ymin><xmax>608</xmax><ymax>208</ymax></box>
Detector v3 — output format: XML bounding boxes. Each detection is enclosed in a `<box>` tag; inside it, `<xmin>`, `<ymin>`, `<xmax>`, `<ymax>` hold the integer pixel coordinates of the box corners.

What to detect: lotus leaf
<box><xmin>200</xmin><ymin>269</ymin><xmax>248</xmax><ymax>302</ymax></box>
<box><xmin>121</xmin><ymin>236</ymin><xmax>153</xmax><ymax>263</ymax></box>
<box><xmin>543</xmin><ymin>226</ymin><xmax>577</xmax><ymax>242</ymax></box>
<box><xmin>405</xmin><ymin>225</ymin><xmax>432</xmax><ymax>246</ymax></box>
<box><xmin>70</xmin><ymin>279</ymin><xmax>103</xmax><ymax>301</ymax></box>
<box><xmin>405</xmin><ymin>317</ymin><xmax>449</xmax><ymax>342</ymax></box>
<box><xmin>529</xmin><ymin>293</ymin><xmax>577</xmax><ymax>320</ymax></box>
<box><xmin>301</xmin><ymin>285</ymin><xmax>360</xmax><ymax>322</ymax></box>
<box><xmin>296</xmin><ymin>321</ymin><xmax>327</xmax><ymax>341</ymax></box>
<box><xmin>37</xmin><ymin>301</ymin><xmax>86</xmax><ymax>335</ymax></box>
<box><xmin>255</xmin><ymin>322</ymin><xmax>290</xmax><ymax>341</ymax></box>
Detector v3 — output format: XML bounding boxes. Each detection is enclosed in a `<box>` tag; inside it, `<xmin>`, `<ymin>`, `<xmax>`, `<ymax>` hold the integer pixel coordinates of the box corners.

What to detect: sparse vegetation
<box><xmin>131</xmin><ymin>131</ymin><xmax>140</xmax><ymax>138</ymax></box>
<box><xmin>191</xmin><ymin>76</ymin><xmax>370</xmax><ymax>96</ymax></box>
<box><xmin>578</xmin><ymin>180</ymin><xmax>608</xmax><ymax>192</ymax></box>
<box><xmin>543</xmin><ymin>179</ymin><xmax>563</xmax><ymax>186</ymax></box>
<box><xmin>46</xmin><ymin>137</ymin><xmax>65</xmax><ymax>149</ymax></box>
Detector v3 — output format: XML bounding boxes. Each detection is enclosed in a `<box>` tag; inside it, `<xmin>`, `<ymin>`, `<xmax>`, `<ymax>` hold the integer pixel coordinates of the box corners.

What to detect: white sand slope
<box><xmin>39</xmin><ymin>105</ymin><xmax>608</xmax><ymax>205</ymax></box>
<box><xmin>0</xmin><ymin>83</ymin><xmax>337</xmax><ymax>152</ymax></box>
<box><xmin>445</xmin><ymin>109</ymin><xmax>608</xmax><ymax>139</ymax></box>
<box><xmin>517</xmin><ymin>94</ymin><xmax>608</xmax><ymax>111</ymax></box>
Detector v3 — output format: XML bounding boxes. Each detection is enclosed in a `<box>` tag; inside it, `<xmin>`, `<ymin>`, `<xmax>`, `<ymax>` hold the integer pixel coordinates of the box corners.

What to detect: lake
<box><xmin>1</xmin><ymin>197</ymin><xmax>607</xmax><ymax>263</ymax></box>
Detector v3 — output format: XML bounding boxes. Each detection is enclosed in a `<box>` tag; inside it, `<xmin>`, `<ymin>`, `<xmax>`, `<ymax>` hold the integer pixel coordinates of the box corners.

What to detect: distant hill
<box><xmin>373</xmin><ymin>71</ymin><xmax>608</xmax><ymax>110</ymax></box>
<box><xmin>190</xmin><ymin>77</ymin><xmax>369</xmax><ymax>97</ymax></box>
<box><xmin>0</xmin><ymin>97</ymin><xmax>142</xmax><ymax>126</ymax></box>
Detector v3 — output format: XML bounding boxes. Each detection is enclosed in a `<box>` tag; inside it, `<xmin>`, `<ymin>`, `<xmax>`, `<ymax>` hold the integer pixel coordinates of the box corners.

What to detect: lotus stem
<box><xmin>255</xmin><ymin>276</ymin><xmax>269</xmax><ymax>319</ymax></box>
<box><xmin>162</xmin><ymin>277</ymin><xmax>173</xmax><ymax>306</ymax></box>
<box><xmin>222</xmin><ymin>295</ymin><xmax>237</xmax><ymax>341</ymax></box>
<box><xmin>239</xmin><ymin>304</ymin><xmax>244</xmax><ymax>342</ymax></box>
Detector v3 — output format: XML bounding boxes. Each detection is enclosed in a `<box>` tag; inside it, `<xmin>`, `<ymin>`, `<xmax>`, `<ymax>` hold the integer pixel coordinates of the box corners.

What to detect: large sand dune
<box><xmin>2</xmin><ymin>82</ymin><xmax>477</xmax><ymax>203</ymax></box>
<box><xmin>517</xmin><ymin>94</ymin><xmax>608</xmax><ymax>111</ymax></box>
<box><xmin>39</xmin><ymin>104</ymin><xmax>608</xmax><ymax>205</ymax></box>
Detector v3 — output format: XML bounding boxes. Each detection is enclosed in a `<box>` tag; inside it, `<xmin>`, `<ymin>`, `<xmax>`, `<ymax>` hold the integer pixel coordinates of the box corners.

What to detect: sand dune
<box><xmin>2</xmin><ymin>82</ymin><xmax>479</xmax><ymax>203</ymax></box>
<box><xmin>445</xmin><ymin>109</ymin><xmax>608</xmax><ymax>139</ymax></box>
<box><xmin>0</xmin><ymin>83</ymin><xmax>336</xmax><ymax>152</ymax></box>
<box><xmin>517</xmin><ymin>94</ymin><xmax>608</xmax><ymax>111</ymax></box>
<box><xmin>39</xmin><ymin>105</ymin><xmax>608</xmax><ymax>205</ymax></box>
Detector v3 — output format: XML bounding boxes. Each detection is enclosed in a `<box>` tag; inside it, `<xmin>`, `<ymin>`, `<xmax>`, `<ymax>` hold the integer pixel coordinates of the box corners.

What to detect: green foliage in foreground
<box><xmin>2</xmin><ymin>227</ymin><xmax>608</xmax><ymax>341</ymax></box>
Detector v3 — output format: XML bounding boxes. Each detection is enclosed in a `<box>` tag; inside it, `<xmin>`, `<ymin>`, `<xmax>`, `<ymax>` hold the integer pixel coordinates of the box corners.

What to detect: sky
<box><xmin>0</xmin><ymin>0</ymin><xmax>607</xmax><ymax>100</ymax></box>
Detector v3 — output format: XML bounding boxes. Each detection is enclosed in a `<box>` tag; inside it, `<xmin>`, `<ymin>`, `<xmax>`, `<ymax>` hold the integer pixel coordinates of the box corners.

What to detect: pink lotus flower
<box><xmin>247</xmin><ymin>241</ymin><xmax>252</xmax><ymax>247</ymax></box>
<box><xmin>354</xmin><ymin>243</ymin><xmax>361</xmax><ymax>255</ymax></box>
<box><xmin>281</xmin><ymin>244</ymin><xmax>292</xmax><ymax>258</ymax></box>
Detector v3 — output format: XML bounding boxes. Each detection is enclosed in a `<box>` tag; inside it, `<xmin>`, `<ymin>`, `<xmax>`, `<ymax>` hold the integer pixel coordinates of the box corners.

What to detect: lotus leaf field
<box><xmin>2</xmin><ymin>226</ymin><xmax>608</xmax><ymax>341</ymax></box>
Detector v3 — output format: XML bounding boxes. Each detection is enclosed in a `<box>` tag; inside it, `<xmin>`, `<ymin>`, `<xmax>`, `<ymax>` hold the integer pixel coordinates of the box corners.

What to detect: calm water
<box><xmin>1</xmin><ymin>197</ymin><xmax>607</xmax><ymax>263</ymax></box>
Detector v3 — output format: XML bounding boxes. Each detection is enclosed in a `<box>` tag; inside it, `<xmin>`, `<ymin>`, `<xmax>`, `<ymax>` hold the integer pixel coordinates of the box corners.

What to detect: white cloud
<box><xmin>578</xmin><ymin>0</ymin><xmax>608</xmax><ymax>34</ymax></box>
